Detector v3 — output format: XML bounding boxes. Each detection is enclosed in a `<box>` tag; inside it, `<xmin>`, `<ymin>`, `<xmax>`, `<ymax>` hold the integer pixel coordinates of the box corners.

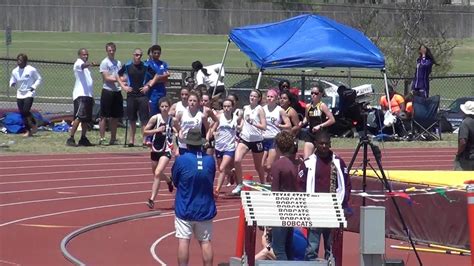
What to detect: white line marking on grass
<box><xmin>16</xmin><ymin>40</ymin><xmax>226</xmax><ymax>45</ymax></box>
<box><xmin>150</xmin><ymin>213</ymin><xmax>240</xmax><ymax>265</ymax></box>
<box><xmin>0</xmin><ymin>181</ymin><xmax>151</xmax><ymax>194</ymax></box>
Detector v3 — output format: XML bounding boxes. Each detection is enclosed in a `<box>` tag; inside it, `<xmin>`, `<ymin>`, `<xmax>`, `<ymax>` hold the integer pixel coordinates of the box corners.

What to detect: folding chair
<box><xmin>411</xmin><ymin>95</ymin><xmax>442</xmax><ymax>140</ymax></box>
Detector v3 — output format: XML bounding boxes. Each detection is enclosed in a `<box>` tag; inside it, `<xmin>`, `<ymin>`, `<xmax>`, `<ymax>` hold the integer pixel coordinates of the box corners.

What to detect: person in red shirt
<box><xmin>270</xmin><ymin>131</ymin><xmax>305</xmax><ymax>260</ymax></box>
<box><xmin>301</xmin><ymin>131</ymin><xmax>351</xmax><ymax>261</ymax></box>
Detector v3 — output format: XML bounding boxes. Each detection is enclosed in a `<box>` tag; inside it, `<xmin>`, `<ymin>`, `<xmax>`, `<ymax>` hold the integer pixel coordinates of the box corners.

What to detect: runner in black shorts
<box><xmin>143</xmin><ymin>97</ymin><xmax>174</xmax><ymax>209</ymax></box>
<box><xmin>300</xmin><ymin>86</ymin><xmax>335</xmax><ymax>158</ymax></box>
<box><xmin>232</xmin><ymin>89</ymin><xmax>267</xmax><ymax>195</ymax></box>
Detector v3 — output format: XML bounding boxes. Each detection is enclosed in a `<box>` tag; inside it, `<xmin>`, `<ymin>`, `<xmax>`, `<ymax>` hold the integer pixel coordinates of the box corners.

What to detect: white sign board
<box><xmin>241</xmin><ymin>191</ymin><xmax>347</xmax><ymax>228</ymax></box>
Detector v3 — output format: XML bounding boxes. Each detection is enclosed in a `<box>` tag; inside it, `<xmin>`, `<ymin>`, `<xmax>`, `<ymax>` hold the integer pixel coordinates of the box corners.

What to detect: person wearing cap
<box><xmin>455</xmin><ymin>101</ymin><xmax>474</xmax><ymax>171</ymax></box>
<box><xmin>172</xmin><ymin>127</ymin><xmax>216</xmax><ymax>266</ymax></box>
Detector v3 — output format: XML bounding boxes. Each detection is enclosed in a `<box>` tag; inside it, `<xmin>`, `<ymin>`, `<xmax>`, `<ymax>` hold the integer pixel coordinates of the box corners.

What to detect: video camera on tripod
<box><xmin>337</xmin><ymin>84</ymin><xmax>374</xmax><ymax>108</ymax></box>
<box><xmin>337</xmin><ymin>85</ymin><xmax>375</xmax><ymax>132</ymax></box>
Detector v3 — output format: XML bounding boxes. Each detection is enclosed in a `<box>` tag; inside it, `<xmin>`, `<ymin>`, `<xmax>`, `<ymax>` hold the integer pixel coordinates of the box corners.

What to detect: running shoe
<box><xmin>167</xmin><ymin>180</ymin><xmax>174</xmax><ymax>193</ymax></box>
<box><xmin>231</xmin><ymin>184</ymin><xmax>243</xmax><ymax>195</ymax></box>
<box><xmin>147</xmin><ymin>199</ymin><xmax>154</xmax><ymax>209</ymax></box>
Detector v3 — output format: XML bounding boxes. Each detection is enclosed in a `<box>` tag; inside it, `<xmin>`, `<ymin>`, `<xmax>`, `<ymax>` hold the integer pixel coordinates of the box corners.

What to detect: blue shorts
<box><xmin>215</xmin><ymin>150</ymin><xmax>235</xmax><ymax>159</ymax></box>
<box><xmin>262</xmin><ymin>138</ymin><xmax>275</xmax><ymax>152</ymax></box>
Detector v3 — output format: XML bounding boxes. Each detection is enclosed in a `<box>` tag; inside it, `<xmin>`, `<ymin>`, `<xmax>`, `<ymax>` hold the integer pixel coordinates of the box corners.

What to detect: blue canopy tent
<box><xmin>215</xmin><ymin>14</ymin><xmax>392</xmax><ymax>110</ymax></box>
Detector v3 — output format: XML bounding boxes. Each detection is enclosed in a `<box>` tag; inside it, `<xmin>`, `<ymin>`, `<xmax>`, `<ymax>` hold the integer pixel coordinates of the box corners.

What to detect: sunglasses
<box><xmin>134</xmin><ymin>53</ymin><xmax>143</xmax><ymax>57</ymax></box>
<box><xmin>311</xmin><ymin>92</ymin><xmax>320</xmax><ymax>95</ymax></box>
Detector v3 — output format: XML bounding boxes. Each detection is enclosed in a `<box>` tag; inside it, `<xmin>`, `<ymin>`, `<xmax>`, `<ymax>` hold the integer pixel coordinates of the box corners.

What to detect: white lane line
<box><xmin>150</xmin><ymin>214</ymin><xmax>240</xmax><ymax>265</ymax></box>
<box><xmin>0</xmin><ymin>162</ymin><xmax>258</xmax><ymax>178</ymax></box>
<box><xmin>0</xmin><ymin>259</ymin><xmax>21</xmax><ymax>265</ymax></box>
<box><xmin>0</xmin><ymin>181</ymin><xmax>152</xmax><ymax>194</ymax></box>
<box><xmin>0</xmin><ymin>155</ymin><xmax>148</xmax><ymax>164</ymax></box>
<box><xmin>151</xmin><ymin>231</ymin><xmax>175</xmax><ymax>265</ymax></box>
<box><xmin>0</xmin><ymin>167</ymin><xmax>149</xmax><ymax>178</ymax></box>
<box><xmin>0</xmin><ymin>161</ymin><xmax>149</xmax><ymax>170</ymax></box>
<box><xmin>0</xmin><ymin>173</ymin><xmax>150</xmax><ymax>185</ymax></box>
<box><xmin>0</xmin><ymin>190</ymin><xmax>155</xmax><ymax>207</ymax></box>
<box><xmin>0</xmin><ymin>199</ymin><xmax>174</xmax><ymax>227</ymax></box>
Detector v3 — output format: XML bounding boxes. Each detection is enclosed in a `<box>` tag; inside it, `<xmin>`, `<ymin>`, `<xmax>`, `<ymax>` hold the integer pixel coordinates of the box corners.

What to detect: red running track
<box><xmin>0</xmin><ymin>147</ymin><xmax>469</xmax><ymax>265</ymax></box>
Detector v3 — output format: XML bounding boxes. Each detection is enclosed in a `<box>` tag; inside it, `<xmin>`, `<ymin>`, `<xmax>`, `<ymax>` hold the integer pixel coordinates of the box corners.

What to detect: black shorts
<box><xmin>150</xmin><ymin>151</ymin><xmax>172</xmax><ymax>161</ymax></box>
<box><xmin>240</xmin><ymin>139</ymin><xmax>264</xmax><ymax>153</ymax></box>
<box><xmin>100</xmin><ymin>90</ymin><xmax>123</xmax><ymax>118</ymax></box>
<box><xmin>126</xmin><ymin>95</ymin><xmax>149</xmax><ymax>123</ymax></box>
<box><xmin>303</xmin><ymin>130</ymin><xmax>317</xmax><ymax>143</ymax></box>
<box><xmin>73</xmin><ymin>96</ymin><xmax>94</xmax><ymax>122</ymax></box>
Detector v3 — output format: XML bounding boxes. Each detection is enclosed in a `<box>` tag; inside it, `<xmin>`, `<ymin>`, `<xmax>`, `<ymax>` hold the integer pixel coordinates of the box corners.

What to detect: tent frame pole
<box><xmin>382</xmin><ymin>69</ymin><xmax>391</xmax><ymax>111</ymax></box>
<box><xmin>382</xmin><ymin>69</ymin><xmax>396</xmax><ymax>133</ymax></box>
<box><xmin>255</xmin><ymin>70</ymin><xmax>264</xmax><ymax>90</ymax></box>
<box><xmin>213</xmin><ymin>39</ymin><xmax>231</xmax><ymax>98</ymax></box>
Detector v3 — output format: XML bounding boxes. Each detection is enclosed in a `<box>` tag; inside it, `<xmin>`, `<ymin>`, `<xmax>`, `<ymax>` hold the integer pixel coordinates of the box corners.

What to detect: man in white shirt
<box><xmin>66</xmin><ymin>48</ymin><xmax>96</xmax><ymax>147</ymax></box>
<box><xmin>9</xmin><ymin>53</ymin><xmax>42</xmax><ymax>137</ymax></box>
<box><xmin>99</xmin><ymin>42</ymin><xmax>123</xmax><ymax>145</ymax></box>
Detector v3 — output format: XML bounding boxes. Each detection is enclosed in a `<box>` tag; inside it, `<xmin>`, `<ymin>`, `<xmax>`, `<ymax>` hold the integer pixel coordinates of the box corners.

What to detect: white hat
<box><xmin>461</xmin><ymin>101</ymin><xmax>474</xmax><ymax>115</ymax></box>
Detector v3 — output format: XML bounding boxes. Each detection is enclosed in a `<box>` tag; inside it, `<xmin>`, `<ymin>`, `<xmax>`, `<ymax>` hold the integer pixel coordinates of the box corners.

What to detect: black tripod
<box><xmin>347</xmin><ymin>110</ymin><xmax>423</xmax><ymax>265</ymax></box>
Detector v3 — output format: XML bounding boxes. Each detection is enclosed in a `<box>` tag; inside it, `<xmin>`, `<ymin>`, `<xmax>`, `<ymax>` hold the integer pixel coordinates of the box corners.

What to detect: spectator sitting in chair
<box><xmin>404</xmin><ymin>93</ymin><xmax>414</xmax><ymax>119</ymax></box>
<box><xmin>380</xmin><ymin>85</ymin><xmax>406</xmax><ymax>117</ymax></box>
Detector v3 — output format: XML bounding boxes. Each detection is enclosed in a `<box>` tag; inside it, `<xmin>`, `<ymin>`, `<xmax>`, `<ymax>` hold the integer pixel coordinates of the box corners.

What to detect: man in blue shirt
<box><xmin>172</xmin><ymin>127</ymin><xmax>216</xmax><ymax>266</ymax></box>
<box><xmin>147</xmin><ymin>45</ymin><xmax>169</xmax><ymax>116</ymax></box>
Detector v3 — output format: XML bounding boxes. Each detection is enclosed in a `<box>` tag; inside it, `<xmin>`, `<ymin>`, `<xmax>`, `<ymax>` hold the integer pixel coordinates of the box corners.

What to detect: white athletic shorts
<box><xmin>175</xmin><ymin>217</ymin><xmax>213</xmax><ymax>241</ymax></box>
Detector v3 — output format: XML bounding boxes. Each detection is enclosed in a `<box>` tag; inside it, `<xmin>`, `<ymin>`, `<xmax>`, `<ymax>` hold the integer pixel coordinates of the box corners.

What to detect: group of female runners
<box><xmin>143</xmin><ymin>81</ymin><xmax>336</xmax><ymax>208</ymax></box>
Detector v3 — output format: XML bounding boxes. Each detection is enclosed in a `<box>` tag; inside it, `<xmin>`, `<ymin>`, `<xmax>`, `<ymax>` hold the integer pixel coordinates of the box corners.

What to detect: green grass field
<box><xmin>0</xmin><ymin>31</ymin><xmax>472</xmax><ymax>108</ymax></box>
<box><xmin>0</xmin><ymin>31</ymin><xmax>473</xmax><ymax>72</ymax></box>
<box><xmin>0</xmin><ymin>32</ymin><xmax>466</xmax><ymax>154</ymax></box>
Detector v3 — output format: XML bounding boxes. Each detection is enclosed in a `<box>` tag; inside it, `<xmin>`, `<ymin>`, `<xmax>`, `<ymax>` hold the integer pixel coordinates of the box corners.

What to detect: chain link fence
<box><xmin>1</xmin><ymin>58</ymin><xmax>473</xmax><ymax>116</ymax></box>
